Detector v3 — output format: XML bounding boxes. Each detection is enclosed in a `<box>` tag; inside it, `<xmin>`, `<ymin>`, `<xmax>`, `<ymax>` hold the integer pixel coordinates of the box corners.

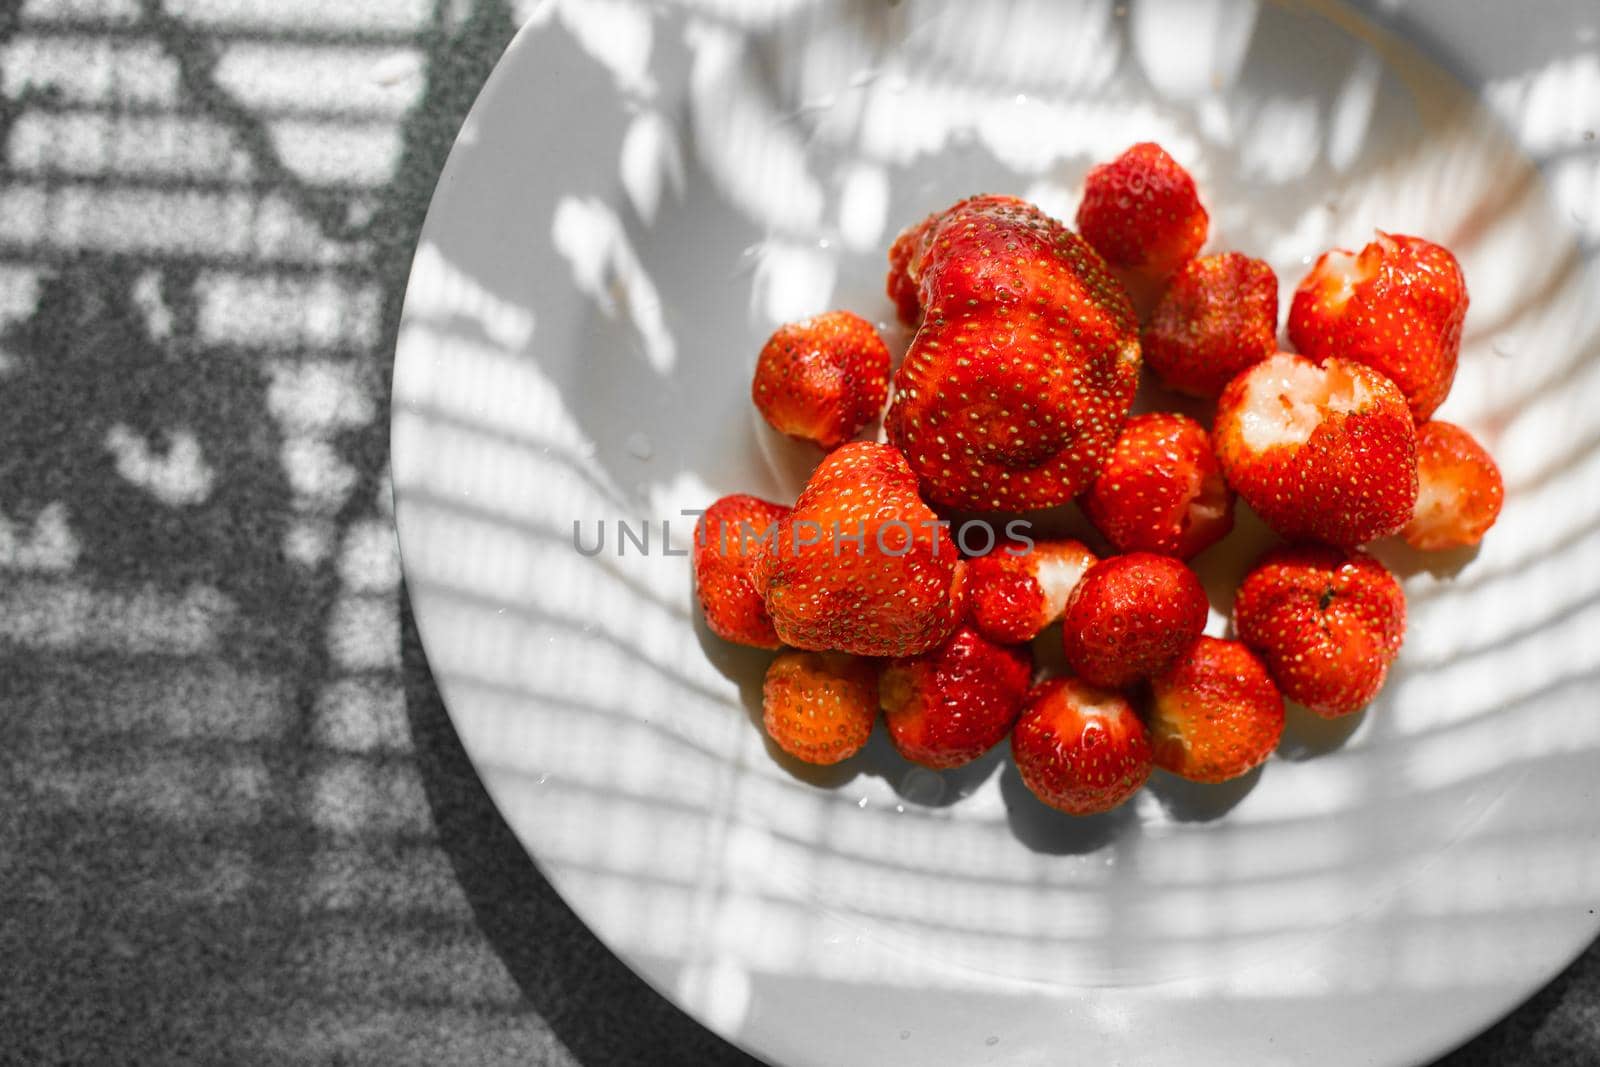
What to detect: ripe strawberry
<box><xmin>1402</xmin><ymin>420</ymin><xmax>1505</xmax><ymax>550</ymax></box>
<box><xmin>1143</xmin><ymin>252</ymin><xmax>1278</xmax><ymax>397</ymax></box>
<box><xmin>880</xmin><ymin>624</ymin><xmax>1033</xmax><ymax>770</ymax></box>
<box><xmin>884</xmin><ymin>194</ymin><xmax>1141</xmax><ymax>510</ymax></box>
<box><xmin>1288</xmin><ymin>232</ymin><xmax>1468</xmax><ymax>422</ymax></box>
<box><xmin>693</xmin><ymin>494</ymin><xmax>789</xmax><ymax>649</ymax></box>
<box><xmin>1077</xmin><ymin>142</ymin><xmax>1208</xmax><ymax>284</ymax></box>
<box><xmin>1212</xmin><ymin>352</ymin><xmax>1418</xmax><ymax>546</ymax></box>
<box><xmin>1081</xmin><ymin>412</ymin><xmax>1235</xmax><ymax>560</ymax></box>
<box><xmin>1011</xmin><ymin>677</ymin><xmax>1153</xmax><ymax>815</ymax></box>
<box><xmin>762</xmin><ymin>651</ymin><xmax>880</xmax><ymax>765</ymax></box>
<box><xmin>1062</xmin><ymin>552</ymin><xmax>1208</xmax><ymax>689</ymax></box>
<box><xmin>752</xmin><ymin>441</ymin><xmax>964</xmax><ymax>657</ymax></box>
<box><xmin>966</xmin><ymin>537</ymin><xmax>1098</xmax><ymax>645</ymax></box>
<box><xmin>1233</xmin><ymin>544</ymin><xmax>1406</xmax><ymax>718</ymax></box>
<box><xmin>752</xmin><ymin>310</ymin><xmax>892</xmax><ymax>450</ymax></box>
<box><xmin>1147</xmin><ymin>636</ymin><xmax>1284</xmax><ymax>783</ymax></box>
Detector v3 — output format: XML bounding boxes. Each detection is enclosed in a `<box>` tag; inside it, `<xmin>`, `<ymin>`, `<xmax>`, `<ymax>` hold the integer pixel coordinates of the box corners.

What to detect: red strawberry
<box><xmin>1011</xmin><ymin>677</ymin><xmax>1153</xmax><ymax>815</ymax></box>
<box><xmin>753</xmin><ymin>442</ymin><xmax>964</xmax><ymax>657</ymax></box>
<box><xmin>1147</xmin><ymin>637</ymin><xmax>1284</xmax><ymax>783</ymax></box>
<box><xmin>880</xmin><ymin>624</ymin><xmax>1033</xmax><ymax>770</ymax></box>
<box><xmin>1212</xmin><ymin>351</ymin><xmax>1418</xmax><ymax>546</ymax></box>
<box><xmin>762</xmin><ymin>651</ymin><xmax>879</xmax><ymax>765</ymax></box>
<box><xmin>1402</xmin><ymin>420</ymin><xmax>1505</xmax><ymax>550</ymax></box>
<box><xmin>1081</xmin><ymin>412</ymin><xmax>1235</xmax><ymax>560</ymax></box>
<box><xmin>752</xmin><ymin>310</ymin><xmax>892</xmax><ymax>450</ymax></box>
<box><xmin>1288</xmin><ymin>232</ymin><xmax>1468</xmax><ymax>423</ymax></box>
<box><xmin>966</xmin><ymin>538</ymin><xmax>1098</xmax><ymax>645</ymax></box>
<box><xmin>1143</xmin><ymin>252</ymin><xmax>1278</xmax><ymax>397</ymax></box>
<box><xmin>884</xmin><ymin>194</ymin><xmax>1141</xmax><ymax>510</ymax></box>
<box><xmin>1233</xmin><ymin>544</ymin><xmax>1406</xmax><ymax>718</ymax></box>
<box><xmin>693</xmin><ymin>494</ymin><xmax>789</xmax><ymax>649</ymax></box>
<box><xmin>1062</xmin><ymin>552</ymin><xmax>1208</xmax><ymax>689</ymax></box>
<box><xmin>1077</xmin><ymin>142</ymin><xmax>1208</xmax><ymax>285</ymax></box>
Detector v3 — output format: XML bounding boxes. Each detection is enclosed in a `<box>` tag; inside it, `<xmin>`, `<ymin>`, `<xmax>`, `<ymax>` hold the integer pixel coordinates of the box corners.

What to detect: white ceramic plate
<box><xmin>391</xmin><ymin>2</ymin><xmax>1600</xmax><ymax>1063</ymax></box>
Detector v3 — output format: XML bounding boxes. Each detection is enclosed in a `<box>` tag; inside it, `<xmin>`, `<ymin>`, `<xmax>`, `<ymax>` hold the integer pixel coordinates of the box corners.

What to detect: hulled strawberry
<box><xmin>1147</xmin><ymin>636</ymin><xmax>1284</xmax><ymax>783</ymax></box>
<box><xmin>1077</xmin><ymin>142</ymin><xmax>1208</xmax><ymax>286</ymax></box>
<box><xmin>1402</xmin><ymin>420</ymin><xmax>1505</xmax><ymax>550</ymax></box>
<box><xmin>1233</xmin><ymin>544</ymin><xmax>1406</xmax><ymax>718</ymax></box>
<box><xmin>693</xmin><ymin>494</ymin><xmax>790</xmax><ymax>649</ymax></box>
<box><xmin>752</xmin><ymin>310</ymin><xmax>892</xmax><ymax>450</ymax></box>
<box><xmin>1062</xmin><ymin>552</ymin><xmax>1209</xmax><ymax>689</ymax></box>
<box><xmin>1143</xmin><ymin>252</ymin><xmax>1278</xmax><ymax>397</ymax></box>
<box><xmin>884</xmin><ymin>194</ymin><xmax>1141</xmax><ymax>511</ymax></box>
<box><xmin>1212</xmin><ymin>352</ymin><xmax>1417</xmax><ymax>546</ymax></box>
<box><xmin>880</xmin><ymin>624</ymin><xmax>1033</xmax><ymax>770</ymax></box>
<box><xmin>753</xmin><ymin>442</ymin><xmax>964</xmax><ymax>657</ymax></box>
<box><xmin>1081</xmin><ymin>412</ymin><xmax>1235</xmax><ymax>560</ymax></box>
<box><xmin>1011</xmin><ymin>677</ymin><xmax>1153</xmax><ymax>815</ymax></box>
<box><xmin>966</xmin><ymin>538</ymin><xmax>1098</xmax><ymax>645</ymax></box>
<box><xmin>1288</xmin><ymin>232</ymin><xmax>1468</xmax><ymax>423</ymax></box>
<box><xmin>762</xmin><ymin>651</ymin><xmax>880</xmax><ymax>765</ymax></box>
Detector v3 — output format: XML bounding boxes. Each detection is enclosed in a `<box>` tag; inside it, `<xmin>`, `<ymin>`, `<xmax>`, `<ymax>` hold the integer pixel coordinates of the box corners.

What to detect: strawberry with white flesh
<box><xmin>1213</xmin><ymin>352</ymin><xmax>1418</xmax><ymax>546</ymax></box>
<box><xmin>1082</xmin><ymin>412</ymin><xmax>1235</xmax><ymax>560</ymax></box>
<box><xmin>1233</xmin><ymin>544</ymin><xmax>1406</xmax><ymax>718</ymax></box>
<box><xmin>1288</xmin><ymin>232</ymin><xmax>1468</xmax><ymax>423</ymax></box>
<box><xmin>1402</xmin><ymin>420</ymin><xmax>1505</xmax><ymax>550</ymax></box>
<box><xmin>762</xmin><ymin>651</ymin><xmax>880</xmax><ymax>765</ymax></box>
<box><xmin>966</xmin><ymin>538</ymin><xmax>1098</xmax><ymax>645</ymax></box>
<box><xmin>693</xmin><ymin>494</ymin><xmax>789</xmax><ymax>649</ymax></box>
<box><xmin>1148</xmin><ymin>637</ymin><xmax>1285</xmax><ymax>783</ymax></box>
<box><xmin>880</xmin><ymin>625</ymin><xmax>1033</xmax><ymax>770</ymax></box>
<box><xmin>1011</xmin><ymin>677</ymin><xmax>1153</xmax><ymax>815</ymax></box>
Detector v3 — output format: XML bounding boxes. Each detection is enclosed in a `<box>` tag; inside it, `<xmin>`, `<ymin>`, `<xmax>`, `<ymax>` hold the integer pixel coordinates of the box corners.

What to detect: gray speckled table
<box><xmin>0</xmin><ymin>2</ymin><xmax>1594</xmax><ymax>1063</ymax></box>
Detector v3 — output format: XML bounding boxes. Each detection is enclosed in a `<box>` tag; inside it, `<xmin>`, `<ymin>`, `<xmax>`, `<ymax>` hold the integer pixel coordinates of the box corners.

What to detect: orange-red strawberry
<box><xmin>1081</xmin><ymin>412</ymin><xmax>1235</xmax><ymax>560</ymax></box>
<box><xmin>1143</xmin><ymin>252</ymin><xmax>1278</xmax><ymax>397</ymax></box>
<box><xmin>1147</xmin><ymin>636</ymin><xmax>1284</xmax><ymax>783</ymax></box>
<box><xmin>1062</xmin><ymin>552</ymin><xmax>1208</xmax><ymax>689</ymax></box>
<box><xmin>966</xmin><ymin>538</ymin><xmax>1098</xmax><ymax>645</ymax></box>
<box><xmin>752</xmin><ymin>310</ymin><xmax>892</xmax><ymax>450</ymax></box>
<box><xmin>762</xmin><ymin>651</ymin><xmax>879</xmax><ymax>765</ymax></box>
<box><xmin>1233</xmin><ymin>544</ymin><xmax>1406</xmax><ymax>718</ymax></box>
<box><xmin>1077</xmin><ymin>142</ymin><xmax>1208</xmax><ymax>285</ymax></box>
<box><xmin>1288</xmin><ymin>232</ymin><xmax>1468</xmax><ymax>423</ymax></box>
<box><xmin>753</xmin><ymin>441</ymin><xmax>964</xmax><ymax>657</ymax></box>
<box><xmin>884</xmin><ymin>194</ymin><xmax>1140</xmax><ymax>510</ymax></box>
<box><xmin>1011</xmin><ymin>677</ymin><xmax>1153</xmax><ymax>815</ymax></box>
<box><xmin>693</xmin><ymin>494</ymin><xmax>789</xmax><ymax>649</ymax></box>
<box><xmin>1402</xmin><ymin>420</ymin><xmax>1505</xmax><ymax>550</ymax></box>
<box><xmin>1212</xmin><ymin>352</ymin><xmax>1417</xmax><ymax>546</ymax></box>
<box><xmin>880</xmin><ymin>624</ymin><xmax>1033</xmax><ymax>770</ymax></box>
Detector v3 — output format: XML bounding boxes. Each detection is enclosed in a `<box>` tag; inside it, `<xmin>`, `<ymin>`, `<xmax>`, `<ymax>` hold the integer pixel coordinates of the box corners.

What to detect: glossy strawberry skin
<box><xmin>1143</xmin><ymin>253</ymin><xmax>1278</xmax><ymax>397</ymax></box>
<box><xmin>1288</xmin><ymin>232</ymin><xmax>1468</xmax><ymax>423</ymax></box>
<box><xmin>1011</xmin><ymin>677</ymin><xmax>1153</xmax><ymax>815</ymax></box>
<box><xmin>1148</xmin><ymin>637</ymin><xmax>1284</xmax><ymax>783</ymax></box>
<box><xmin>880</xmin><ymin>625</ymin><xmax>1033</xmax><ymax>770</ymax></box>
<box><xmin>1403</xmin><ymin>420</ymin><xmax>1505</xmax><ymax>550</ymax></box>
<box><xmin>1233</xmin><ymin>544</ymin><xmax>1406</xmax><ymax>718</ymax></box>
<box><xmin>1062</xmin><ymin>553</ymin><xmax>1209</xmax><ymax>689</ymax></box>
<box><xmin>693</xmin><ymin>494</ymin><xmax>790</xmax><ymax>649</ymax></box>
<box><xmin>1081</xmin><ymin>412</ymin><xmax>1235</xmax><ymax>560</ymax></box>
<box><xmin>966</xmin><ymin>538</ymin><xmax>1098</xmax><ymax>645</ymax></box>
<box><xmin>1076</xmin><ymin>142</ymin><xmax>1208</xmax><ymax>281</ymax></box>
<box><xmin>762</xmin><ymin>651</ymin><xmax>880</xmax><ymax>765</ymax></box>
<box><xmin>884</xmin><ymin>194</ymin><xmax>1141</xmax><ymax>511</ymax></box>
<box><xmin>753</xmin><ymin>442</ymin><xmax>964</xmax><ymax>658</ymax></box>
<box><xmin>752</xmin><ymin>311</ymin><xmax>892</xmax><ymax>450</ymax></box>
<box><xmin>1212</xmin><ymin>352</ymin><xmax>1418</xmax><ymax>546</ymax></box>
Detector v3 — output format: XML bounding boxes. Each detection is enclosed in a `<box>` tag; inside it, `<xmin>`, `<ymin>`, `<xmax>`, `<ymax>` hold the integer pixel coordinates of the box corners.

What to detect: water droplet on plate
<box><xmin>626</xmin><ymin>432</ymin><xmax>654</xmax><ymax>460</ymax></box>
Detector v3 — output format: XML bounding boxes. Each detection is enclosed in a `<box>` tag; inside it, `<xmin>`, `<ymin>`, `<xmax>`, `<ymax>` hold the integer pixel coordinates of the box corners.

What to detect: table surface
<box><xmin>1</xmin><ymin>2</ymin><xmax>1595</xmax><ymax>1063</ymax></box>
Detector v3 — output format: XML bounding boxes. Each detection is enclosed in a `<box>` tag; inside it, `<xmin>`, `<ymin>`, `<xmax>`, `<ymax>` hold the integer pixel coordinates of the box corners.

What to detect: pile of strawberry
<box><xmin>696</xmin><ymin>143</ymin><xmax>1503</xmax><ymax>816</ymax></box>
